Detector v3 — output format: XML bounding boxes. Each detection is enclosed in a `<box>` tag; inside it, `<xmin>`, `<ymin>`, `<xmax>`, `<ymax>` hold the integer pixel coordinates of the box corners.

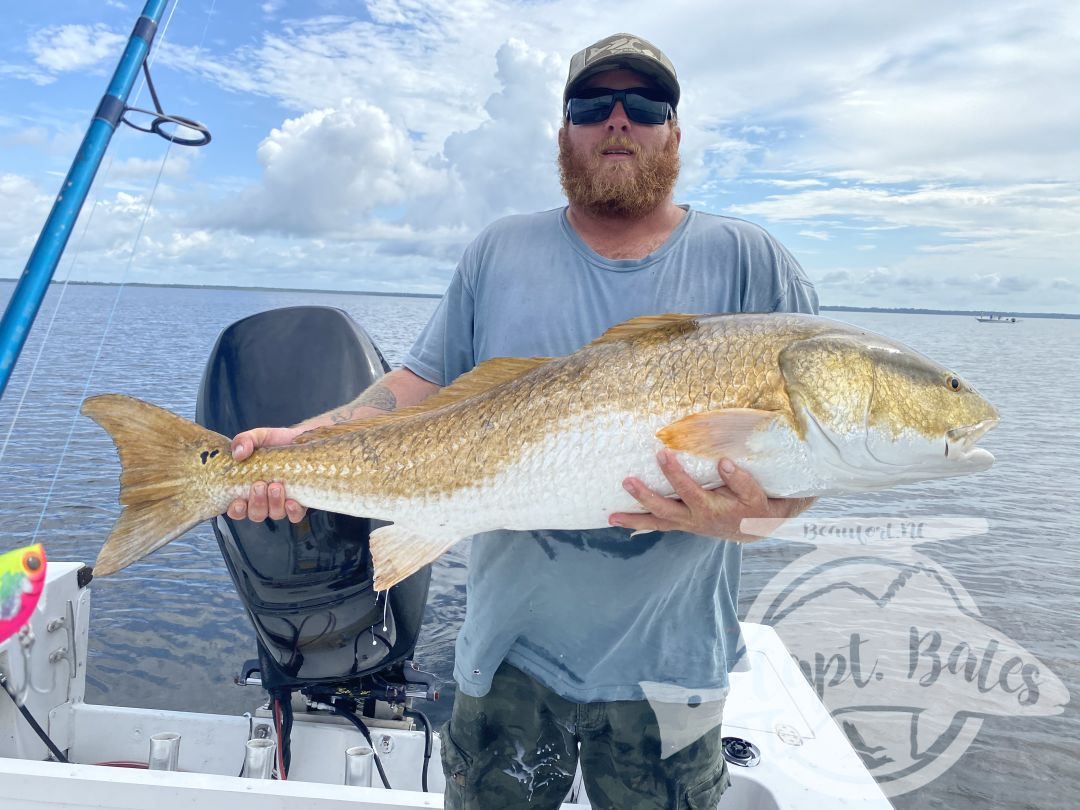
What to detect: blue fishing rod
<box><xmin>0</xmin><ymin>2</ymin><xmax>211</xmax><ymax>760</ymax></box>
<box><xmin>0</xmin><ymin>0</ymin><xmax>209</xmax><ymax>398</ymax></box>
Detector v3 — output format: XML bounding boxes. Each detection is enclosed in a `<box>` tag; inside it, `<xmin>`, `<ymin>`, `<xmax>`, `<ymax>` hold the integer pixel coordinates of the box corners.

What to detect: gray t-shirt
<box><xmin>404</xmin><ymin>205</ymin><xmax>818</xmax><ymax>701</ymax></box>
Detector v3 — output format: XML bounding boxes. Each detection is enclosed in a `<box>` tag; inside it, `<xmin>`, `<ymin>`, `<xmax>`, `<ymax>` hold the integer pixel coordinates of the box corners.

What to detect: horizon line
<box><xmin>1</xmin><ymin>278</ymin><xmax>1077</xmax><ymax>319</ymax></box>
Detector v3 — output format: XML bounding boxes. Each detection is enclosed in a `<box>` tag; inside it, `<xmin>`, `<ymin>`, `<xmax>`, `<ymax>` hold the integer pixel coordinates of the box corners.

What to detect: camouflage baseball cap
<box><xmin>564</xmin><ymin>33</ymin><xmax>680</xmax><ymax>109</ymax></box>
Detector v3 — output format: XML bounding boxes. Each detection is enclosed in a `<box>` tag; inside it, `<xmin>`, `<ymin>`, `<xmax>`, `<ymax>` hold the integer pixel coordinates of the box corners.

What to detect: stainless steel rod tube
<box><xmin>344</xmin><ymin>745</ymin><xmax>374</xmax><ymax>787</ymax></box>
<box><xmin>147</xmin><ymin>732</ymin><xmax>181</xmax><ymax>771</ymax></box>
<box><xmin>242</xmin><ymin>738</ymin><xmax>276</xmax><ymax>779</ymax></box>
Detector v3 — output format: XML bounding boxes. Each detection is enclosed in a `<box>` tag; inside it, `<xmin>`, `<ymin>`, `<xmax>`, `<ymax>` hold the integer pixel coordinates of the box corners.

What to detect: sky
<box><xmin>0</xmin><ymin>0</ymin><xmax>1078</xmax><ymax>312</ymax></box>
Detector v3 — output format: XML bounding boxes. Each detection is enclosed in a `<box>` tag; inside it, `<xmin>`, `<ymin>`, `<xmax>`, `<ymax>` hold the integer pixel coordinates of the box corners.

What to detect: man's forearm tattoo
<box><xmin>329</xmin><ymin>383</ymin><xmax>397</xmax><ymax>423</ymax></box>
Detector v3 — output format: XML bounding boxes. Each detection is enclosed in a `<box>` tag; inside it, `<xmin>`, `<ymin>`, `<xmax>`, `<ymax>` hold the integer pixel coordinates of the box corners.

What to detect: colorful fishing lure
<box><xmin>0</xmin><ymin>544</ymin><xmax>47</xmax><ymax>645</ymax></box>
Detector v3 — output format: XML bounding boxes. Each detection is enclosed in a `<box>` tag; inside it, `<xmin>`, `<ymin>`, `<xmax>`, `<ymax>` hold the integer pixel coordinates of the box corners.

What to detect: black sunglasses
<box><xmin>565</xmin><ymin>87</ymin><xmax>674</xmax><ymax>126</ymax></box>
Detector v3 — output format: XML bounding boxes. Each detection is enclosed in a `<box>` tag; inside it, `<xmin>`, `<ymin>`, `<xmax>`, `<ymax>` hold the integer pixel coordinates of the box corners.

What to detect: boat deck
<box><xmin>1</xmin><ymin>562</ymin><xmax>891</xmax><ymax>808</ymax></box>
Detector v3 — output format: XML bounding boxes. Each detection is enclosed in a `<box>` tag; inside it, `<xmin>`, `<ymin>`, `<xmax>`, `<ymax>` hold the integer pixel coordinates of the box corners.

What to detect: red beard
<box><xmin>558</xmin><ymin>127</ymin><xmax>680</xmax><ymax>218</ymax></box>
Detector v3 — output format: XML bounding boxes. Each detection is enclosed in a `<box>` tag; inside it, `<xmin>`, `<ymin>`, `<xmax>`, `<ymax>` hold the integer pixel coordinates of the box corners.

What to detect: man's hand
<box><xmin>227</xmin><ymin>426</ymin><xmax>307</xmax><ymax>523</ymax></box>
<box><xmin>221</xmin><ymin>369</ymin><xmax>440</xmax><ymax>525</ymax></box>
<box><xmin>609</xmin><ymin>450</ymin><xmax>813</xmax><ymax>541</ymax></box>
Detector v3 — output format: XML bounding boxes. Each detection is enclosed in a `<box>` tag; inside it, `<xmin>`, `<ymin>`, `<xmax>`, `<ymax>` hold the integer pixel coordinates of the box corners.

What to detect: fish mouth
<box><xmin>945</xmin><ymin>418</ymin><xmax>998</xmax><ymax>465</ymax></box>
<box><xmin>946</xmin><ymin>418</ymin><xmax>998</xmax><ymax>448</ymax></box>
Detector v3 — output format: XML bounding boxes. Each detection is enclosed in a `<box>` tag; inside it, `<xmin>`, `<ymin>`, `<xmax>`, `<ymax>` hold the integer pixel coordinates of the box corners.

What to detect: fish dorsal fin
<box><xmin>294</xmin><ymin>356</ymin><xmax>552</xmax><ymax>443</ymax></box>
<box><xmin>587</xmin><ymin>314</ymin><xmax>701</xmax><ymax>348</ymax></box>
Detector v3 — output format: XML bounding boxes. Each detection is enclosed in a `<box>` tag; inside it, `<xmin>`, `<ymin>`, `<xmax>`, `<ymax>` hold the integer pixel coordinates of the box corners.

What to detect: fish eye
<box><xmin>25</xmin><ymin>553</ymin><xmax>42</xmax><ymax>571</ymax></box>
<box><xmin>946</xmin><ymin>375</ymin><xmax>961</xmax><ymax>391</ymax></box>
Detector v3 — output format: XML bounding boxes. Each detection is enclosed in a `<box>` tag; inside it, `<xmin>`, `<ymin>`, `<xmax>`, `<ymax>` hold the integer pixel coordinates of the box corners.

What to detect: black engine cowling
<box><xmin>195</xmin><ymin>305</ymin><xmax>431</xmax><ymax>692</ymax></box>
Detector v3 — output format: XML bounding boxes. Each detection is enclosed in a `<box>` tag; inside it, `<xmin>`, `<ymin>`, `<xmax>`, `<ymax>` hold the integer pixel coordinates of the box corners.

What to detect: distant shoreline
<box><xmin>2</xmin><ymin>278</ymin><xmax>1078</xmax><ymax>319</ymax></box>
<box><xmin>0</xmin><ymin>278</ymin><xmax>443</xmax><ymax>300</ymax></box>
<box><xmin>819</xmin><ymin>305</ymin><xmax>1080</xmax><ymax>320</ymax></box>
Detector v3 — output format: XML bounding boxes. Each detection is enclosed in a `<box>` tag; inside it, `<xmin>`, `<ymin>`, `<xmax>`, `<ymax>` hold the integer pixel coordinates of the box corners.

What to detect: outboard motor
<box><xmin>194</xmin><ymin>306</ymin><xmax>434</xmax><ymax>703</ymax></box>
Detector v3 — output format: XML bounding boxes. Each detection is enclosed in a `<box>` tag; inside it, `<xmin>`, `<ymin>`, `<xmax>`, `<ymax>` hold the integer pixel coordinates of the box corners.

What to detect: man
<box><xmin>229</xmin><ymin>33</ymin><xmax>817</xmax><ymax>809</ymax></box>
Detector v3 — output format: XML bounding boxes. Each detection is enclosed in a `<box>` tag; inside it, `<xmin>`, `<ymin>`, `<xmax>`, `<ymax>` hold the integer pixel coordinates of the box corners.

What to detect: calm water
<box><xmin>1</xmin><ymin>281</ymin><xmax>1078</xmax><ymax>809</ymax></box>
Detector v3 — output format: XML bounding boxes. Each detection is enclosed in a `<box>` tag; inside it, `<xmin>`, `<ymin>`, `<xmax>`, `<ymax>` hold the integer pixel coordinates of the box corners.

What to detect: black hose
<box><xmin>274</xmin><ymin>691</ymin><xmax>295</xmax><ymax>781</ymax></box>
<box><xmin>330</xmin><ymin>703</ymin><xmax>392</xmax><ymax>789</ymax></box>
<box><xmin>405</xmin><ymin>708</ymin><xmax>432</xmax><ymax>792</ymax></box>
<box><xmin>0</xmin><ymin>671</ymin><xmax>69</xmax><ymax>763</ymax></box>
<box><xmin>272</xmin><ymin>699</ymin><xmax>285</xmax><ymax>779</ymax></box>
<box><xmin>280</xmin><ymin>694</ymin><xmax>294</xmax><ymax>775</ymax></box>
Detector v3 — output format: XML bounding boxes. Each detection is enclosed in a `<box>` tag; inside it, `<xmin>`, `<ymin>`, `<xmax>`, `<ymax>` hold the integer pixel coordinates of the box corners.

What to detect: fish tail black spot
<box><xmin>209</xmin><ymin>449</ymin><xmax>220</xmax><ymax>459</ymax></box>
<box><xmin>200</xmin><ymin>450</ymin><xmax>210</xmax><ymax>464</ymax></box>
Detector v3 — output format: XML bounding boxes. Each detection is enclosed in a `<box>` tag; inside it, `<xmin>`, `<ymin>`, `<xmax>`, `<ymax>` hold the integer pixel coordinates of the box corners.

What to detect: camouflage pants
<box><xmin>441</xmin><ymin>662</ymin><xmax>730</xmax><ymax>809</ymax></box>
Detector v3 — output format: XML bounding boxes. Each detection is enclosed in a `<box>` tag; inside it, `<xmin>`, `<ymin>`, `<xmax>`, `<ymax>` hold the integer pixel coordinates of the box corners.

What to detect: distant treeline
<box><xmin>819</xmin><ymin>305</ymin><xmax>1080</xmax><ymax>320</ymax></box>
<box><xmin>0</xmin><ymin>279</ymin><xmax>442</xmax><ymax>300</ymax></box>
<box><xmin>2</xmin><ymin>279</ymin><xmax>1078</xmax><ymax>318</ymax></box>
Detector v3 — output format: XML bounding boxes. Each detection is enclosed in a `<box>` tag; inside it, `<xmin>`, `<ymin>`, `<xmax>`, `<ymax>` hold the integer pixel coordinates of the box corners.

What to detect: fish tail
<box><xmin>81</xmin><ymin>394</ymin><xmax>231</xmax><ymax>576</ymax></box>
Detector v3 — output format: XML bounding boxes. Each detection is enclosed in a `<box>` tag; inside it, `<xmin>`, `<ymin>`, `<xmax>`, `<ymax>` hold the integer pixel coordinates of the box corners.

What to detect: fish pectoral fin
<box><xmin>369</xmin><ymin>525</ymin><xmax>461</xmax><ymax>591</ymax></box>
<box><xmin>656</xmin><ymin>408</ymin><xmax>778</xmax><ymax>459</ymax></box>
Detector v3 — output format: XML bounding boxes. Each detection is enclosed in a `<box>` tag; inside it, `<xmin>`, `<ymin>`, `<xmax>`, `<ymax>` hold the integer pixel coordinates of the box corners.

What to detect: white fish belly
<box><xmin>268</xmin><ymin>412</ymin><xmax>693</xmax><ymax>535</ymax></box>
<box><xmin>483</xmin><ymin>410</ymin><xmax>853</xmax><ymax>521</ymax></box>
<box><xmin>447</xmin><ymin>410</ymin><xmax>739</xmax><ymax>532</ymax></box>
<box><xmin>281</xmin><ymin>410</ymin><xmax>828</xmax><ymax>538</ymax></box>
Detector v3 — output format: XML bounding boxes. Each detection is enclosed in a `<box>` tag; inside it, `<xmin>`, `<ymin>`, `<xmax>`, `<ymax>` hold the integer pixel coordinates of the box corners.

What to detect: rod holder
<box><xmin>147</xmin><ymin>732</ymin><xmax>180</xmax><ymax>771</ymax></box>
<box><xmin>242</xmin><ymin>738</ymin><xmax>276</xmax><ymax>779</ymax></box>
<box><xmin>344</xmin><ymin>745</ymin><xmax>374</xmax><ymax>787</ymax></box>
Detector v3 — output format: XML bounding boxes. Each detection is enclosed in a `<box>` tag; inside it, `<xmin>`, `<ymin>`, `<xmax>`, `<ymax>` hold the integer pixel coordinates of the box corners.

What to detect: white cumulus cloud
<box><xmin>201</xmin><ymin>38</ymin><xmax>565</xmax><ymax>249</ymax></box>
<box><xmin>27</xmin><ymin>24</ymin><xmax>127</xmax><ymax>74</ymax></box>
<box><xmin>210</xmin><ymin>98</ymin><xmax>448</xmax><ymax>236</ymax></box>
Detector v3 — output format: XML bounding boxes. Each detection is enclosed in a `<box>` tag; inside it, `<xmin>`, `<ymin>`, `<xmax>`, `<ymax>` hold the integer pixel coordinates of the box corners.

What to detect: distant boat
<box><xmin>976</xmin><ymin>314</ymin><xmax>1018</xmax><ymax>323</ymax></box>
